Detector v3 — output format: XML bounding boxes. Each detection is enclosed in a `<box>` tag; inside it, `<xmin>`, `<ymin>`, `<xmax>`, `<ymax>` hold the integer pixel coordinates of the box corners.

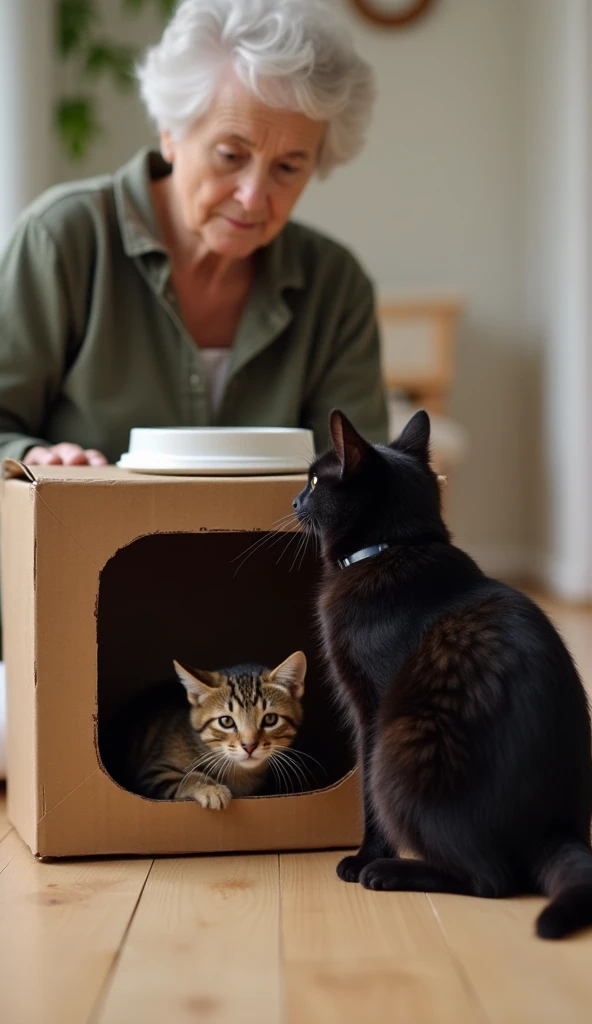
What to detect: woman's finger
<box><xmin>85</xmin><ymin>449</ymin><xmax>109</xmax><ymax>466</ymax></box>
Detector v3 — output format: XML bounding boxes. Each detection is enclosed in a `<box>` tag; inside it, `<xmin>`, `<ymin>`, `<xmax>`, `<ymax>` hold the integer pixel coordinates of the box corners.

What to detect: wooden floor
<box><xmin>1</xmin><ymin>594</ymin><xmax>592</xmax><ymax>1023</ymax></box>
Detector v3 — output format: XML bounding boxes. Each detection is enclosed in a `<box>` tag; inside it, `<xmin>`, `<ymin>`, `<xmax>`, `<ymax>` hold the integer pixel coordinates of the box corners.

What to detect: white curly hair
<box><xmin>136</xmin><ymin>0</ymin><xmax>375</xmax><ymax>177</ymax></box>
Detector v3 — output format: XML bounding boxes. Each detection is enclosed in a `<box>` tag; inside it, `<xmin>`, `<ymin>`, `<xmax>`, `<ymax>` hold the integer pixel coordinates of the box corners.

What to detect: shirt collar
<box><xmin>113</xmin><ymin>146</ymin><xmax>306</xmax><ymax>294</ymax></box>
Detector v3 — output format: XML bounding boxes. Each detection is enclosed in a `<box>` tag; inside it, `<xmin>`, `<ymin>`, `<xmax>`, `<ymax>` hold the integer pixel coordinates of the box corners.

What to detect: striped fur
<box><xmin>126</xmin><ymin>652</ymin><xmax>306</xmax><ymax>809</ymax></box>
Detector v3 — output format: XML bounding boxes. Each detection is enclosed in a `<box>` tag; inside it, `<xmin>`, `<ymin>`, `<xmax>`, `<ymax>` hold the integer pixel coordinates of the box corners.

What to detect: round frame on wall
<box><xmin>351</xmin><ymin>0</ymin><xmax>435</xmax><ymax>28</ymax></box>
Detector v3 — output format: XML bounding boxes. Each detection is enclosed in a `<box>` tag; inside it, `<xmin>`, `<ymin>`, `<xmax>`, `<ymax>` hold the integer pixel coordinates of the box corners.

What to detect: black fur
<box><xmin>294</xmin><ymin>409</ymin><xmax>592</xmax><ymax>939</ymax></box>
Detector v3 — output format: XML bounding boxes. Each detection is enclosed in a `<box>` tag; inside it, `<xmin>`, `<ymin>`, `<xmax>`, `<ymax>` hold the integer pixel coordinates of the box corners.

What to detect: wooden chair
<box><xmin>378</xmin><ymin>297</ymin><xmax>464</xmax><ymax>415</ymax></box>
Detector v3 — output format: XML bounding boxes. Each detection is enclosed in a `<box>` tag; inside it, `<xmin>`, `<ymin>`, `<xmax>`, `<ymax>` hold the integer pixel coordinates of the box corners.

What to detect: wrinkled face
<box><xmin>161</xmin><ymin>74</ymin><xmax>325</xmax><ymax>258</ymax></box>
<box><xmin>174</xmin><ymin>653</ymin><xmax>306</xmax><ymax>770</ymax></box>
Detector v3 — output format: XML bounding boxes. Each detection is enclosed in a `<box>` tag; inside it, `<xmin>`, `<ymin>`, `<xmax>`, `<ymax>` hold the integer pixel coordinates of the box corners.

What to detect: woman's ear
<box><xmin>160</xmin><ymin>129</ymin><xmax>175</xmax><ymax>164</ymax></box>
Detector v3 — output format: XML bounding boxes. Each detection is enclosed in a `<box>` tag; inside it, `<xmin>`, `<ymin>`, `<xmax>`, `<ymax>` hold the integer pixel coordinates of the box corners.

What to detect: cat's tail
<box><xmin>535</xmin><ymin>838</ymin><xmax>592</xmax><ymax>940</ymax></box>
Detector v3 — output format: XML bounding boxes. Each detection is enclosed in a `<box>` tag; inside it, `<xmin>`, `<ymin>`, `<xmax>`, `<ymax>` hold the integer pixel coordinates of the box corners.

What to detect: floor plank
<box><xmin>96</xmin><ymin>854</ymin><xmax>281</xmax><ymax>1024</ymax></box>
<box><xmin>430</xmin><ymin>891</ymin><xmax>592</xmax><ymax>1024</ymax></box>
<box><xmin>281</xmin><ymin>851</ymin><xmax>484</xmax><ymax>1024</ymax></box>
<box><xmin>0</xmin><ymin>830</ymin><xmax>152</xmax><ymax>1024</ymax></box>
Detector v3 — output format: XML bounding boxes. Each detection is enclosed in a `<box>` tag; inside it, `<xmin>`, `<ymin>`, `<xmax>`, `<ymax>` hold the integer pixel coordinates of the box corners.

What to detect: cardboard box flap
<box><xmin>2</xmin><ymin>459</ymin><xmax>36</xmax><ymax>482</ymax></box>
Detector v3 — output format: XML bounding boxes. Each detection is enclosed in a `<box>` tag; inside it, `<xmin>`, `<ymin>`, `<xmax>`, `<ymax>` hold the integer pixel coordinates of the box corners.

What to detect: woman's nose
<box><xmin>235</xmin><ymin>171</ymin><xmax>269</xmax><ymax>213</ymax></box>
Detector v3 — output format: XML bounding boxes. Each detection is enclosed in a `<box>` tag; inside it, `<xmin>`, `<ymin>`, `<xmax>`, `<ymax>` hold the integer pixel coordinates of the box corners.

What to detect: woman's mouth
<box><xmin>223</xmin><ymin>216</ymin><xmax>260</xmax><ymax>231</ymax></box>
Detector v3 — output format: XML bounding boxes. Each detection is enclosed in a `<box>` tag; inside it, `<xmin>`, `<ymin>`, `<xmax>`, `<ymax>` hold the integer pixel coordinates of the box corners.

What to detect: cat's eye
<box><xmin>262</xmin><ymin>713</ymin><xmax>279</xmax><ymax>728</ymax></box>
<box><xmin>218</xmin><ymin>716</ymin><xmax>235</xmax><ymax>730</ymax></box>
<box><xmin>310</xmin><ymin>475</ymin><xmax>317</xmax><ymax>490</ymax></box>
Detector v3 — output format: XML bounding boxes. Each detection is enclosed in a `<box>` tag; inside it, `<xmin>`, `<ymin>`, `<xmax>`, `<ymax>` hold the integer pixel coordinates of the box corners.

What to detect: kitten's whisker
<box><xmin>271</xmin><ymin>750</ymin><xmax>305</xmax><ymax>792</ymax></box>
<box><xmin>178</xmin><ymin>752</ymin><xmax>220</xmax><ymax>785</ymax></box>
<box><xmin>284</xmin><ymin>748</ymin><xmax>329</xmax><ymax>778</ymax></box>
<box><xmin>272</xmin><ymin>749</ymin><xmax>309</xmax><ymax>790</ymax></box>
<box><xmin>269</xmin><ymin>753</ymin><xmax>294</xmax><ymax>795</ymax></box>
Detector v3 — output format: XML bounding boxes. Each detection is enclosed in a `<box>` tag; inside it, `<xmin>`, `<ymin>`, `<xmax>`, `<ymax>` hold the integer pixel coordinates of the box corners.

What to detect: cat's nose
<box><xmin>241</xmin><ymin>742</ymin><xmax>258</xmax><ymax>756</ymax></box>
<box><xmin>292</xmin><ymin>497</ymin><xmax>299</xmax><ymax>510</ymax></box>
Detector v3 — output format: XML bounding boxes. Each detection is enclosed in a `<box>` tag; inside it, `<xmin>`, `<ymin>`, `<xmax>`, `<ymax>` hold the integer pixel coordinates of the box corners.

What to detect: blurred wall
<box><xmin>522</xmin><ymin>0</ymin><xmax>592</xmax><ymax>598</ymax></box>
<box><xmin>51</xmin><ymin>0</ymin><xmax>532</xmax><ymax>575</ymax></box>
<box><xmin>0</xmin><ymin>1</ymin><xmax>53</xmax><ymax>249</ymax></box>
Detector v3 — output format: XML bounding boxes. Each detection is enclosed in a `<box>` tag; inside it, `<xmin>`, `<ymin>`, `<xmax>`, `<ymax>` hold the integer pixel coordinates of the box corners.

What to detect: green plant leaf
<box><xmin>158</xmin><ymin>0</ymin><xmax>177</xmax><ymax>17</ymax></box>
<box><xmin>84</xmin><ymin>41</ymin><xmax>138</xmax><ymax>88</ymax></box>
<box><xmin>56</xmin><ymin>0</ymin><xmax>97</xmax><ymax>57</ymax></box>
<box><xmin>55</xmin><ymin>97</ymin><xmax>102</xmax><ymax>160</ymax></box>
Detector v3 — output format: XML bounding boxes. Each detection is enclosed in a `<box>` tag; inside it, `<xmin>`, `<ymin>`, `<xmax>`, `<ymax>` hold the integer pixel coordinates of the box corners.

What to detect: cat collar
<box><xmin>337</xmin><ymin>543</ymin><xmax>390</xmax><ymax>570</ymax></box>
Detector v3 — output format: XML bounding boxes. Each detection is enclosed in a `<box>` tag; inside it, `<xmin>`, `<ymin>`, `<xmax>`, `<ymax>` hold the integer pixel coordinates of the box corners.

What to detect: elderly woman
<box><xmin>0</xmin><ymin>0</ymin><xmax>387</xmax><ymax>468</ymax></box>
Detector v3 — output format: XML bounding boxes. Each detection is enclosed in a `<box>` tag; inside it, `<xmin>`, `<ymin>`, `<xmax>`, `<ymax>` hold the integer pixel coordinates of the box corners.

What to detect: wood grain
<box><xmin>0</xmin><ymin>829</ymin><xmax>152</xmax><ymax>1024</ymax></box>
<box><xmin>280</xmin><ymin>851</ymin><xmax>483</xmax><ymax>1023</ymax></box>
<box><xmin>97</xmin><ymin>854</ymin><xmax>281</xmax><ymax>1024</ymax></box>
<box><xmin>430</xmin><ymin>891</ymin><xmax>592</xmax><ymax>1024</ymax></box>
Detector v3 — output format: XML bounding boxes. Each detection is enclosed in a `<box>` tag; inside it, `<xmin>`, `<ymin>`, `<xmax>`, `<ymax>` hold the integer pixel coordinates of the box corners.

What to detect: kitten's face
<box><xmin>173</xmin><ymin>653</ymin><xmax>306</xmax><ymax>770</ymax></box>
<box><xmin>293</xmin><ymin>410</ymin><xmax>447</xmax><ymax>557</ymax></box>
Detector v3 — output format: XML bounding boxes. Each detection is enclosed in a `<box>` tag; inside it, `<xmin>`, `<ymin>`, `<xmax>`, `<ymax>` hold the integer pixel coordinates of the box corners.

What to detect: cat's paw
<box><xmin>337</xmin><ymin>853</ymin><xmax>373</xmax><ymax>883</ymax></box>
<box><xmin>359</xmin><ymin>859</ymin><xmax>403</xmax><ymax>891</ymax></box>
<box><xmin>194</xmin><ymin>783</ymin><xmax>232</xmax><ymax>810</ymax></box>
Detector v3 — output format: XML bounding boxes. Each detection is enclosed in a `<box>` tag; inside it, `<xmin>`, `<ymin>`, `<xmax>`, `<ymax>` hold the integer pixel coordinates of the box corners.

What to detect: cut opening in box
<box><xmin>97</xmin><ymin>532</ymin><xmax>355</xmax><ymax>799</ymax></box>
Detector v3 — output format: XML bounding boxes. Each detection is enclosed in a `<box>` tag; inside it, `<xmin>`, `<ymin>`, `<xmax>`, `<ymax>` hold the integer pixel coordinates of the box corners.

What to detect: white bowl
<box><xmin>117</xmin><ymin>427</ymin><xmax>315</xmax><ymax>476</ymax></box>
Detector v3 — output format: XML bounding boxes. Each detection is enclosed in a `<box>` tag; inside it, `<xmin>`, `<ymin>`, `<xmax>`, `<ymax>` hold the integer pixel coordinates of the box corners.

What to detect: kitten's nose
<box><xmin>241</xmin><ymin>742</ymin><xmax>258</xmax><ymax>756</ymax></box>
<box><xmin>292</xmin><ymin>497</ymin><xmax>299</xmax><ymax>510</ymax></box>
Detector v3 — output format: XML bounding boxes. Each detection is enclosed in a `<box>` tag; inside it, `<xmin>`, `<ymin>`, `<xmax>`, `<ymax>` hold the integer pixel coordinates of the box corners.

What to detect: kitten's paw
<box><xmin>194</xmin><ymin>783</ymin><xmax>232</xmax><ymax>810</ymax></box>
<box><xmin>359</xmin><ymin>859</ymin><xmax>402</xmax><ymax>891</ymax></box>
<box><xmin>337</xmin><ymin>853</ymin><xmax>373</xmax><ymax>883</ymax></box>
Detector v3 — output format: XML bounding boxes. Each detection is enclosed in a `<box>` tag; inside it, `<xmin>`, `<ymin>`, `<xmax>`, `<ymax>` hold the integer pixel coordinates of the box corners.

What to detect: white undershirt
<box><xmin>199</xmin><ymin>348</ymin><xmax>232</xmax><ymax>416</ymax></box>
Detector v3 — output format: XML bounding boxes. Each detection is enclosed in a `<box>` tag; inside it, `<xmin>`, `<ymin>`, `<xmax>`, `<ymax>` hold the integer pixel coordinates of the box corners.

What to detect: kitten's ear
<box><xmin>269</xmin><ymin>651</ymin><xmax>307</xmax><ymax>701</ymax></box>
<box><xmin>329</xmin><ymin>409</ymin><xmax>372</xmax><ymax>476</ymax></box>
<box><xmin>391</xmin><ymin>410</ymin><xmax>431</xmax><ymax>463</ymax></box>
<box><xmin>173</xmin><ymin>660</ymin><xmax>220</xmax><ymax>706</ymax></box>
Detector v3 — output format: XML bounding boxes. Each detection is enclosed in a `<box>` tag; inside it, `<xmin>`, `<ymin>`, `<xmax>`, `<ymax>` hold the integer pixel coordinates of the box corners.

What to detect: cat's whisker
<box><xmin>288</xmin><ymin>529</ymin><xmax>308</xmax><ymax>573</ymax></box>
<box><xmin>270</xmin><ymin>750</ymin><xmax>306</xmax><ymax>792</ymax></box>
<box><xmin>274</xmin><ymin>529</ymin><xmax>300</xmax><ymax>568</ymax></box>
<box><xmin>283</xmin><ymin>747</ymin><xmax>329</xmax><ymax>779</ymax></box>
<box><xmin>232</xmin><ymin>521</ymin><xmax>301</xmax><ymax>576</ymax></box>
<box><xmin>269</xmin><ymin>752</ymin><xmax>295</xmax><ymax>795</ymax></box>
<box><xmin>272</xmin><ymin>749</ymin><xmax>310</xmax><ymax>790</ymax></box>
<box><xmin>268</xmin><ymin>759</ymin><xmax>283</xmax><ymax>795</ymax></box>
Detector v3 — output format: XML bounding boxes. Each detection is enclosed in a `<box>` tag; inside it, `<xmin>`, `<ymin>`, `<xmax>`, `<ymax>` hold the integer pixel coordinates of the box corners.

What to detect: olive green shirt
<box><xmin>0</xmin><ymin>148</ymin><xmax>388</xmax><ymax>463</ymax></box>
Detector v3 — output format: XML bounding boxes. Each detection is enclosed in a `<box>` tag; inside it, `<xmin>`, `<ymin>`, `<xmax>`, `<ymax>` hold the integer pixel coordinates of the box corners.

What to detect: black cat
<box><xmin>293</xmin><ymin>408</ymin><xmax>592</xmax><ymax>939</ymax></box>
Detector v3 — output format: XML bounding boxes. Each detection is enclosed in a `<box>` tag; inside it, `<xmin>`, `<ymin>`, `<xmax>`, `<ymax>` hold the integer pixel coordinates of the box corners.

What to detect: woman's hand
<box><xmin>23</xmin><ymin>443</ymin><xmax>108</xmax><ymax>467</ymax></box>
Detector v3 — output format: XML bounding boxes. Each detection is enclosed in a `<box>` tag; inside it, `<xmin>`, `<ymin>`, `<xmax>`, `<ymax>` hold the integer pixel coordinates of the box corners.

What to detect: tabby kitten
<box><xmin>293</xmin><ymin>409</ymin><xmax>592</xmax><ymax>940</ymax></box>
<box><xmin>127</xmin><ymin>652</ymin><xmax>306</xmax><ymax>808</ymax></box>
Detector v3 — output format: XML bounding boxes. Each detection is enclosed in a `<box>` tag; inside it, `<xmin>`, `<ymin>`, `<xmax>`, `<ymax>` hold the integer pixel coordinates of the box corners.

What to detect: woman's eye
<box><xmin>218</xmin><ymin>716</ymin><xmax>235</xmax><ymax>729</ymax></box>
<box><xmin>262</xmin><ymin>713</ymin><xmax>279</xmax><ymax>728</ymax></box>
<box><xmin>278</xmin><ymin>163</ymin><xmax>299</xmax><ymax>175</ymax></box>
<box><xmin>217</xmin><ymin>149</ymin><xmax>242</xmax><ymax>164</ymax></box>
<box><xmin>310</xmin><ymin>475</ymin><xmax>318</xmax><ymax>490</ymax></box>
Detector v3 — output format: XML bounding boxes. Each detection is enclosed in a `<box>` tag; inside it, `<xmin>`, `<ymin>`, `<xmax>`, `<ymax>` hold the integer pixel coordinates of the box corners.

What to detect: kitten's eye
<box><xmin>262</xmin><ymin>713</ymin><xmax>279</xmax><ymax>728</ymax></box>
<box><xmin>310</xmin><ymin>475</ymin><xmax>317</xmax><ymax>490</ymax></box>
<box><xmin>218</xmin><ymin>716</ymin><xmax>235</xmax><ymax>730</ymax></box>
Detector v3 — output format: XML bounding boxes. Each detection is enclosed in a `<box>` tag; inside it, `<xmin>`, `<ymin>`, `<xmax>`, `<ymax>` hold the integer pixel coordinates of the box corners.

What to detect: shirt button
<box><xmin>189</xmin><ymin>373</ymin><xmax>201</xmax><ymax>391</ymax></box>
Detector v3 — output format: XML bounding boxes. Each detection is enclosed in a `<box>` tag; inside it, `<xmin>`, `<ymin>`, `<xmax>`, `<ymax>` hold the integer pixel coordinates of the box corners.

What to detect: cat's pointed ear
<box><xmin>391</xmin><ymin>410</ymin><xmax>431</xmax><ymax>463</ymax></box>
<box><xmin>330</xmin><ymin>409</ymin><xmax>372</xmax><ymax>476</ymax></box>
<box><xmin>269</xmin><ymin>651</ymin><xmax>307</xmax><ymax>700</ymax></box>
<box><xmin>173</xmin><ymin>660</ymin><xmax>220</xmax><ymax>706</ymax></box>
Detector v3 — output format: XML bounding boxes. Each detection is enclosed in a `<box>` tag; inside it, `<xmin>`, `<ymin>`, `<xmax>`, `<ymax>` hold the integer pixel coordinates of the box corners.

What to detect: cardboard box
<box><xmin>1</xmin><ymin>462</ymin><xmax>361</xmax><ymax>858</ymax></box>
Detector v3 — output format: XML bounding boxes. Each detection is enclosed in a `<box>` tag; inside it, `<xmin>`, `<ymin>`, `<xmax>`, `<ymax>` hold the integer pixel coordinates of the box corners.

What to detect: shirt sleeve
<box><xmin>0</xmin><ymin>216</ymin><xmax>71</xmax><ymax>462</ymax></box>
<box><xmin>301</xmin><ymin>263</ymin><xmax>389</xmax><ymax>454</ymax></box>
